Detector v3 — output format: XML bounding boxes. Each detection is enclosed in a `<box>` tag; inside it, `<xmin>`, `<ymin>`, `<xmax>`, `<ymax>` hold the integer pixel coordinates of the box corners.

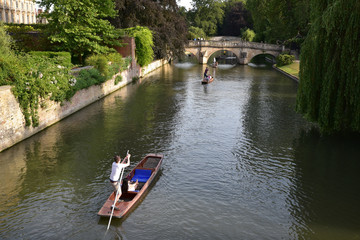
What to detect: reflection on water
<box><xmin>1</xmin><ymin>64</ymin><xmax>360</xmax><ymax>239</ymax></box>
<box><xmin>174</xmin><ymin>62</ymin><xmax>196</xmax><ymax>69</ymax></box>
<box><xmin>291</xmin><ymin>129</ymin><xmax>360</xmax><ymax>239</ymax></box>
<box><xmin>248</xmin><ymin>62</ymin><xmax>268</xmax><ymax>68</ymax></box>
<box><xmin>216</xmin><ymin>64</ymin><xmax>237</xmax><ymax>70</ymax></box>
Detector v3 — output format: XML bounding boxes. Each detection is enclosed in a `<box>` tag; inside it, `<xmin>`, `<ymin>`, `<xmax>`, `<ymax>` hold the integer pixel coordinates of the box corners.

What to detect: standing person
<box><xmin>213</xmin><ymin>57</ymin><xmax>217</xmax><ymax>67</ymax></box>
<box><xmin>109</xmin><ymin>153</ymin><xmax>131</xmax><ymax>203</ymax></box>
<box><xmin>204</xmin><ymin>67</ymin><xmax>209</xmax><ymax>79</ymax></box>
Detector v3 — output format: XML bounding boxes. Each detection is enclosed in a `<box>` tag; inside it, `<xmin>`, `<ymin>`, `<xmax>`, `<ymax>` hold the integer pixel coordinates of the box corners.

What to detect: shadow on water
<box><xmin>290</xmin><ymin>128</ymin><xmax>360</xmax><ymax>239</ymax></box>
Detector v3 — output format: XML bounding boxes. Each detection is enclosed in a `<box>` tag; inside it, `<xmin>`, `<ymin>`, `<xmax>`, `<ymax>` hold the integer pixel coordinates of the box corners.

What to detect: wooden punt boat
<box><xmin>201</xmin><ymin>76</ymin><xmax>214</xmax><ymax>84</ymax></box>
<box><xmin>98</xmin><ymin>153</ymin><xmax>164</xmax><ymax>219</ymax></box>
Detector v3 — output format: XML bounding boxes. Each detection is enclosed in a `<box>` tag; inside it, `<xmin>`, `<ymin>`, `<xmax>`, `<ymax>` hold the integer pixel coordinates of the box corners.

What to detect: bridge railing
<box><xmin>186</xmin><ymin>40</ymin><xmax>284</xmax><ymax>51</ymax></box>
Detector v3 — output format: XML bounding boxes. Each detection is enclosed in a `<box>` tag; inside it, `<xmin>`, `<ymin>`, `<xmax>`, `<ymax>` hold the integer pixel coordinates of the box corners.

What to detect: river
<box><xmin>1</xmin><ymin>63</ymin><xmax>360</xmax><ymax>240</ymax></box>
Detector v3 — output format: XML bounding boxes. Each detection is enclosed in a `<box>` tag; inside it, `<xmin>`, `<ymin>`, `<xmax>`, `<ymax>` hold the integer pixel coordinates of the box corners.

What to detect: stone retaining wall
<box><xmin>0</xmin><ymin>59</ymin><xmax>167</xmax><ymax>152</ymax></box>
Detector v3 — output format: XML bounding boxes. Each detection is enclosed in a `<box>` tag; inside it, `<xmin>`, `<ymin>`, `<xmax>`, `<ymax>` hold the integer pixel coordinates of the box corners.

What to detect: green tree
<box><xmin>219</xmin><ymin>0</ymin><xmax>253</xmax><ymax>37</ymax></box>
<box><xmin>296</xmin><ymin>0</ymin><xmax>360</xmax><ymax>133</ymax></box>
<box><xmin>112</xmin><ymin>0</ymin><xmax>188</xmax><ymax>59</ymax></box>
<box><xmin>188</xmin><ymin>26</ymin><xmax>207</xmax><ymax>40</ymax></box>
<box><xmin>188</xmin><ymin>0</ymin><xmax>224</xmax><ymax>36</ymax></box>
<box><xmin>38</xmin><ymin>0</ymin><xmax>122</xmax><ymax>63</ymax></box>
<box><xmin>246</xmin><ymin>0</ymin><xmax>310</xmax><ymax>44</ymax></box>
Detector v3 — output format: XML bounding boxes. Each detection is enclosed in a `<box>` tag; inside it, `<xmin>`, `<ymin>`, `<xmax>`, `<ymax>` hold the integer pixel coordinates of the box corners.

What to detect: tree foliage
<box><xmin>38</xmin><ymin>0</ymin><xmax>122</xmax><ymax>63</ymax></box>
<box><xmin>188</xmin><ymin>26</ymin><xmax>207</xmax><ymax>40</ymax></box>
<box><xmin>296</xmin><ymin>0</ymin><xmax>360</xmax><ymax>133</ymax></box>
<box><xmin>187</xmin><ymin>0</ymin><xmax>224</xmax><ymax>36</ymax></box>
<box><xmin>246</xmin><ymin>0</ymin><xmax>310</xmax><ymax>44</ymax></box>
<box><xmin>111</xmin><ymin>0</ymin><xmax>188</xmax><ymax>59</ymax></box>
<box><xmin>219</xmin><ymin>0</ymin><xmax>253</xmax><ymax>36</ymax></box>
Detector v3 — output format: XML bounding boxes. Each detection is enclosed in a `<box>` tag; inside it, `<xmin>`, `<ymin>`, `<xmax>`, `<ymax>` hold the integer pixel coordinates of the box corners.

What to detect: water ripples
<box><xmin>2</xmin><ymin>65</ymin><xmax>360</xmax><ymax>239</ymax></box>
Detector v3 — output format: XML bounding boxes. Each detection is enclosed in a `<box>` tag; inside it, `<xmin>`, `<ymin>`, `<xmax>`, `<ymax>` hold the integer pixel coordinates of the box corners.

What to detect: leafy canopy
<box><xmin>219</xmin><ymin>0</ymin><xmax>253</xmax><ymax>37</ymax></box>
<box><xmin>246</xmin><ymin>0</ymin><xmax>310</xmax><ymax>43</ymax></box>
<box><xmin>188</xmin><ymin>26</ymin><xmax>207</xmax><ymax>40</ymax></box>
<box><xmin>188</xmin><ymin>0</ymin><xmax>225</xmax><ymax>36</ymax></box>
<box><xmin>111</xmin><ymin>0</ymin><xmax>188</xmax><ymax>59</ymax></box>
<box><xmin>38</xmin><ymin>0</ymin><xmax>123</xmax><ymax>62</ymax></box>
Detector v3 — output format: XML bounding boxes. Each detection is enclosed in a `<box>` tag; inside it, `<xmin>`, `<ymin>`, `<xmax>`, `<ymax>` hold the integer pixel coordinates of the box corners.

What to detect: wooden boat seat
<box><xmin>131</xmin><ymin>168</ymin><xmax>153</xmax><ymax>183</ymax></box>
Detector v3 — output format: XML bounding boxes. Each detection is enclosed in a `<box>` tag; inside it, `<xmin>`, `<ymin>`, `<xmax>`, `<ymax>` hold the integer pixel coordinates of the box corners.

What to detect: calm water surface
<box><xmin>1</xmin><ymin>64</ymin><xmax>360</xmax><ymax>240</ymax></box>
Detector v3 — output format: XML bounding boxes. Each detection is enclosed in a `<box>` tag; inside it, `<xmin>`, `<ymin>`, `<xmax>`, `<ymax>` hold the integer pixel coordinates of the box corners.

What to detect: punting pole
<box><xmin>106</xmin><ymin>150</ymin><xmax>129</xmax><ymax>230</ymax></box>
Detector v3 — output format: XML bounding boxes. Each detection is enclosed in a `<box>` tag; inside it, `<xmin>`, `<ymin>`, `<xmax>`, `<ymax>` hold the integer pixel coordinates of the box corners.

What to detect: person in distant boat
<box><xmin>204</xmin><ymin>67</ymin><xmax>209</xmax><ymax>79</ymax></box>
<box><xmin>213</xmin><ymin>57</ymin><xmax>218</xmax><ymax>67</ymax></box>
<box><xmin>110</xmin><ymin>154</ymin><xmax>131</xmax><ymax>200</ymax></box>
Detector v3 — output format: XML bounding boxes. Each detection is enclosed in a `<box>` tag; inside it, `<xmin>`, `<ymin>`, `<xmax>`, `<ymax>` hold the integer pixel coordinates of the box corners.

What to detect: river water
<box><xmin>1</xmin><ymin>64</ymin><xmax>360</xmax><ymax>240</ymax></box>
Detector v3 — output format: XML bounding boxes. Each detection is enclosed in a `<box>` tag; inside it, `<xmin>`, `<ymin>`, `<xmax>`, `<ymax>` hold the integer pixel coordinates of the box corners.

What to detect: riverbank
<box><xmin>0</xmin><ymin>59</ymin><xmax>168</xmax><ymax>152</ymax></box>
<box><xmin>273</xmin><ymin>60</ymin><xmax>299</xmax><ymax>82</ymax></box>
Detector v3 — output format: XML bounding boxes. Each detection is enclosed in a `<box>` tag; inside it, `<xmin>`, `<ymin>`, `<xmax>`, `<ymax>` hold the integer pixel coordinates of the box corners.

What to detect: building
<box><xmin>0</xmin><ymin>0</ymin><xmax>37</xmax><ymax>24</ymax></box>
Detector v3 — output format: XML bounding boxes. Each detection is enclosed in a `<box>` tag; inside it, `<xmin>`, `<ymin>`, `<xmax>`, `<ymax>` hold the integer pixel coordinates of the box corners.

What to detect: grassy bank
<box><xmin>278</xmin><ymin>61</ymin><xmax>299</xmax><ymax>78</ymax></box>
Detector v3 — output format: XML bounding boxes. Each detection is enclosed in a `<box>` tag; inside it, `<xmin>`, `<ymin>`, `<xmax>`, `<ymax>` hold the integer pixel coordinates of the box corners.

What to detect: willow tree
<box><xmin>296</xmin><ymin>0</ymin><xmax>360</xmax><ymax>133</ymax></box>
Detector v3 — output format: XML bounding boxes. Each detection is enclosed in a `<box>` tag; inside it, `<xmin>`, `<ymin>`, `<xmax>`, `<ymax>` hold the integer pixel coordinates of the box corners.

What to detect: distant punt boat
<box><xmin>201</xmin><ymin>76</ymin><xmax>214</xmax><ymax>84</ymax></box>
<box><xmin>98</xmin><ymin>153</ymin><xmax>164</xmax><ymax>219</ymax></box>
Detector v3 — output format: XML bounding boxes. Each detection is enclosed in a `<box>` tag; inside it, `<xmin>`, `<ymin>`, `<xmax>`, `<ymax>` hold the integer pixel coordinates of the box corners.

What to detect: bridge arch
<box><xmin>246</xmin><ymin>50</ymin><xmax>279</xmax><ymax>64</ymax></box>
<box><xmin>205</xmin><ymin>48</ymin><xmax>240</xmax><ymax>64</ymax></box>
<box><xmin>184</xmin><ymin>40</ymin><xmax>287</xmax><ymax>65</ymax></box>
<box><xmin>184</xmin><ymin>48</ymin><xmax>200</xmax><ymax>62</ymax></box>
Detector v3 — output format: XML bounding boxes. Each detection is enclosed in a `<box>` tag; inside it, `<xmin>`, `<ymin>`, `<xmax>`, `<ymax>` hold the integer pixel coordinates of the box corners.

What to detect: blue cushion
<box><xmin>132</xmin><ymin>169</ymin><xmax>152</xmax><ymax>183</ymax></box>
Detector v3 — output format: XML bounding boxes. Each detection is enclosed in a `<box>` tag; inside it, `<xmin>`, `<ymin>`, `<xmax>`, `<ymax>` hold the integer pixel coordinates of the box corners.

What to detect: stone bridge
<box><xmin>185</xmin><ymin>40</ymin><xmax>287</xmax><ymax>64</ymax></box>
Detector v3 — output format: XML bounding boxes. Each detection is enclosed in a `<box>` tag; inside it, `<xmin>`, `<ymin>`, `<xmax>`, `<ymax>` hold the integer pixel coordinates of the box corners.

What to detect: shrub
<box><xmin>114</xmin><ymin>75</ymin><xmax>122</xmax><ymax>85</ymax></box>
<box><xmin>5</xmin><ymin>24</ymin><xmax>53</xmax><ymax>52</ymax></box>
<box><xmin>73</xmin><ymin>68</ymin><xmax>106</xmax><ymax>89</ymax></box>
<box><xmin>86</xmin><ymin>54</ymin><xmax>112</xmax><ymax>78</ymax></box>
<box><xmin>85</xmin><ymin>53</ymin><xmax>131</xmax><ymax>80</ymax></box>
<box><xmin>28</xmin><ymin>51</ymin><xmax>72</xmax><ymax>67</ymax></box>
<box><xmin>276</xmin><ymin>54</ymin><xmax>295</xmax><ymax>67</ymax></box>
